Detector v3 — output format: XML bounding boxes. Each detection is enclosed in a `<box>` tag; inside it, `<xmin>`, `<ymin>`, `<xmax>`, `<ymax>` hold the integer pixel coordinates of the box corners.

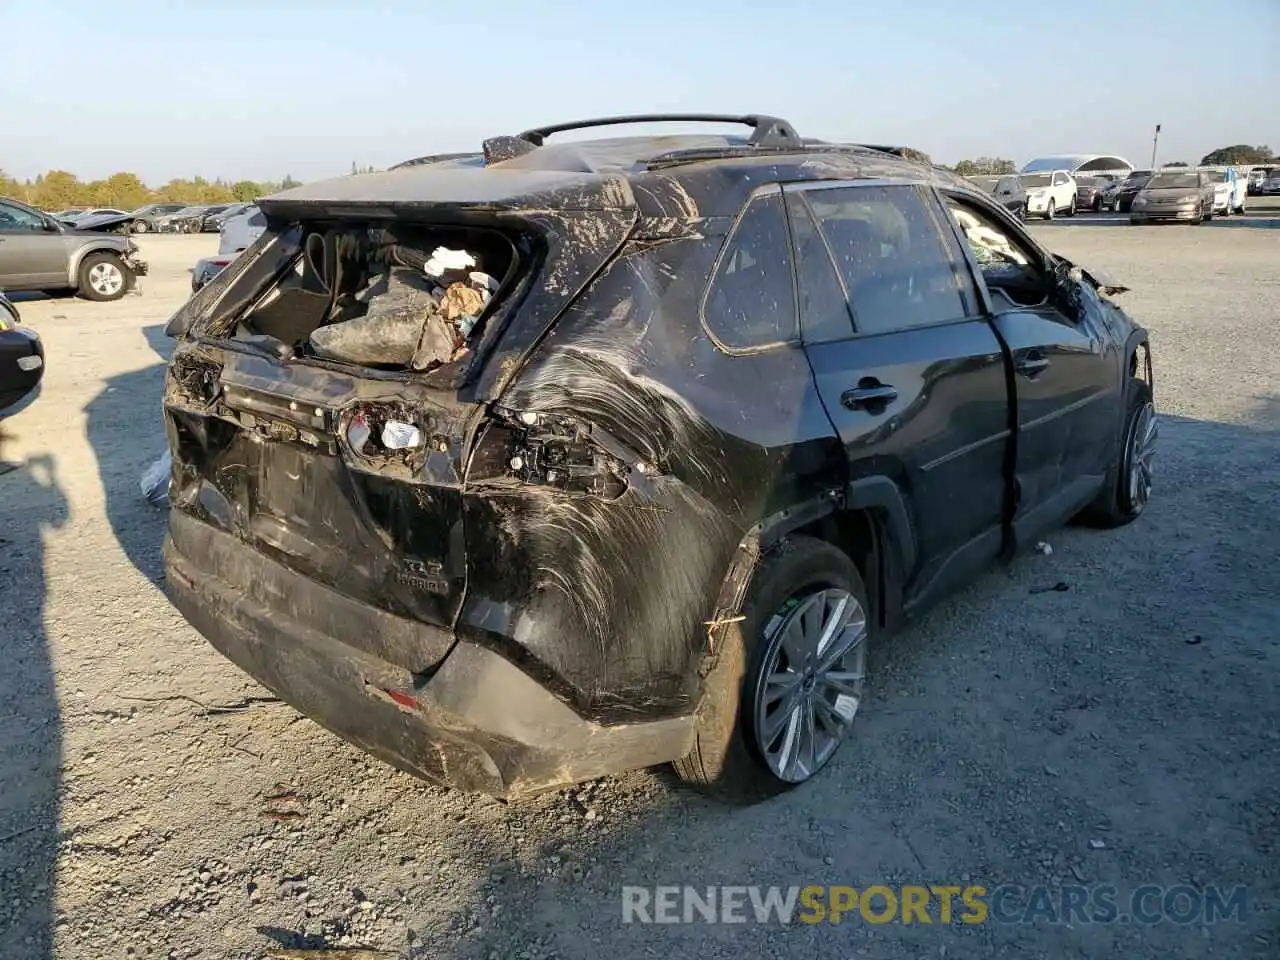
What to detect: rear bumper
<box><xmin>163</xmin><ymin>510</ymin><xmax>694</xmax><ymax>797</ymax></box>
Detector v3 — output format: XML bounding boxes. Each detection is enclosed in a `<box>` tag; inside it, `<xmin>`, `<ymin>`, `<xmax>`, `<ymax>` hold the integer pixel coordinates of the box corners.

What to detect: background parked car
<box><xmin>55</xmin><ymin>207</ymin><xmax>127</xmax><ymax>226</ymax></box>
<box><xmin>155</xmin><ymin>205</ymin><xmax>213</xmax><ymax>233</ymax></box>
<box><xmin>0</xmin><ymin>291</ymin><xmax>45</xmax><ymax>416</ymax></box>
<box><xmin>1264</xmin><ymin>169</ymin><xmax>1280</xmax><ymax>195</ymax></box>
<box><xmin>1107</xmin><ymin>170</ymin><xmax>1153</xmax><ymax>212</ymax></box>
<box><xmin>201</xmin><ymin>203</ymin><xmax>250</xmax><ymax>232</ymax></box>
<box><xmin>1073</xmin><ymin>176</ymin><xmax>1111</xmax><ymax>212</ymax></box>
<box><xmin>967</xmin><ymin>174</ymin><xmax>1026</xmax><ymax>218</ymax></box>
<box><xmin>191</xmin><ymin>254</ymin><xmax>234</xmax><ymax>292</ymax></box>
<box><xmin>1021</xmin><ymin>170</ymin><xmax>1077</xmax><ymax>218</ymax></box>
<box><xmin>1203</xmin><ymin>168</ymin><xmax>1247</xmax><ymax>215</ymax></box>
<box><xmin>1247</xmin><ymin>167</ymin><xmax>1272</xmax><ymax>195</ymax></box>
<box><xmin>218</xmin><ymin>205</ymin><xmax>265</xmax><ymax>254</ymax></box>
<box><xmin>1130</xmin><ymin>170</ymin><xmax>1216</xmax><ymax>223</ymax></box>
<box><xmin>74</xmin><ymin>202</ymin><xmax>188</xmax><ymax>234</ymax></box>
<box><xmin>0</xmin><ymin>196</ymin><xmax>149</xmax><ymax>301</ymax></box>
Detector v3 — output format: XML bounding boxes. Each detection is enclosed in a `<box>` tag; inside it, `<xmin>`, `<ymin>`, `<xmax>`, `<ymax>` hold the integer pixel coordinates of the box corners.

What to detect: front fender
<box><xmin>66</xmin><ymin>243</ymin><xmax>136</xmax><ymax>287</ymax></box>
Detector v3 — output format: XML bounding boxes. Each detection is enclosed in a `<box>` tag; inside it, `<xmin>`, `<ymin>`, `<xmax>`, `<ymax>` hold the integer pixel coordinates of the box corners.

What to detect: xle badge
<box><xmin>396</xmin><ymin>559</ymin><xmax>450</xmax><ymax>596</ymax></box>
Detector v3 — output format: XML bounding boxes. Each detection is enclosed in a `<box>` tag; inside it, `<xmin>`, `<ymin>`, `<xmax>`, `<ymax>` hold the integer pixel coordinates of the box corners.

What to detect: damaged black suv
<box><xmin>162</xmin><ymin>114</ymin><xmax>1156</xmax><ymax>800</ymax></box>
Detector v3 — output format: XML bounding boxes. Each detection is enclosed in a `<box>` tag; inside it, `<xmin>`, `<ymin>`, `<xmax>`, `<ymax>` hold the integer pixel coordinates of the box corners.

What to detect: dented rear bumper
<box><xmin>163</xmin><ymin>509</ymin><xmax>694</xmax><ymax>798</ymax></box>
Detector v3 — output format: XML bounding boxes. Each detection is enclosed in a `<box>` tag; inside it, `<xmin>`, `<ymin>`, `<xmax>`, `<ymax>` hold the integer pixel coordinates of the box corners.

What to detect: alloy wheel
<box><xmin>753</xmin><ymin>588</ymin><xmax>867</xmax><ymax>784</ymax></box>
<box><xmin>88</xmin><ymin>261</ymin><xmax>124</xmax><ymax>297</ymax></box>
<box><xmin>1125</xmin><ymin>401</ymin><xmax>1157</xmax><ymax>513</ymax></box>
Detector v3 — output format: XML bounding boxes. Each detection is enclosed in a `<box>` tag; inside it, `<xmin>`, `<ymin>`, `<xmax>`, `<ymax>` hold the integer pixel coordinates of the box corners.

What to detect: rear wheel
<box><xmin>132</xmin><ymin>219</ymin><xmax>149</xmax><ymax>234</ymax></box>
<box><xmin>1044</xmin><ymin>199</ymin><xmax>1056</xmax><ymax>220</ymax></box>
<box><xmin>1066</xmin><ymin>196</ymin><xmax>1077</xmax><ymax>217</ymax></box>
<box><xmin>77</xmin><ymin>252</ymin><xmax>131</xmax><ymax>301</ymax></box>
<box><xmin>674</xmin><ymin>536</ymin><xmax>870</xmax><ymax>802</ymax></box>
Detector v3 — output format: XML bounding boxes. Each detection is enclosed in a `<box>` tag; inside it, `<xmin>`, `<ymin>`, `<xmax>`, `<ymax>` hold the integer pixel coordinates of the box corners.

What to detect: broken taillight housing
<box><xmin>470</xmin><ymin>408</ymin><xmax>628</xmax><ymax>498</ymax></box>
<box><xmin>341</xmin><ymin>403</ymin><xmax>431</xmax><ymax>461</ymax></box>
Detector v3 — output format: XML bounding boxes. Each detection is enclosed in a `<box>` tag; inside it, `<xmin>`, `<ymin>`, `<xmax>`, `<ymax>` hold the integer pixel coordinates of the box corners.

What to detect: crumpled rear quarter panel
<box><xmin>459</xmin><ymin>231</ymin><xmax>843</xmax><ymax>721</ymax></box>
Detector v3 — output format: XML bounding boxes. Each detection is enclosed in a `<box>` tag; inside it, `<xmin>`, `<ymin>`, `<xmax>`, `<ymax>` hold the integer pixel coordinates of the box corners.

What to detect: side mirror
<box><xmin>43</xmin><ymin>218</ymin><xmax>62</xmax><ymax>233</ymax></box>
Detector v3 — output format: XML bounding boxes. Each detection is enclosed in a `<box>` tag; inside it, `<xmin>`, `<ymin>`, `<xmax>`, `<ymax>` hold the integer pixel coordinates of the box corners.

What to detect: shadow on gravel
<box><xmin>0</xmin><ymin>454</ymin><xmax>68</xmax><ymax>960</ymax></box>
<box><xmin>369</xmin><ymin>407</ymin><xmax>1278</xmax><ymax>960</ymax></box>
<box><xmin>83</xmin><ymin>322</ymin><xmax>172</xmax><ymax>586</ymax></box>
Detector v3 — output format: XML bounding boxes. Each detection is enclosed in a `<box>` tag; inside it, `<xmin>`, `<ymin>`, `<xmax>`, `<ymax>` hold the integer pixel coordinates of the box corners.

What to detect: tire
<box><xmin>1066</xmin><ymin>196</ymin><xmax>1077</xmax><ymax>217</ymax></box>
<box><xmin>1094</xmin><ymin>195</ymin><xmax>1104</xmax><ymax>212</ymax></box>
<box><xmin>132</xmin><ymin>219</ymin><xmax>149</xmax><ymax>234</ymax></box>
<box><xmin>1078</xmin><ymin>379</ymin><xmax>1156</xmax><ymax>528</ymax></box>
<box><xmin>76</xmin><ymin>252</ymin><xmax>132</xmax><ymax>302</ymax></box>
<box><xmin>1203</xmin><ymin>202</ymin><xmax>1213</xmax><ymax>221</ymax></box>
<box><xmin>1044</xmin><ymin>199</ymin><xmax>1056</xmax><ymax>220</ymax></box>
<box><xmin>673</xmin><ymin>536</ymin><xmax>870</xmax><ymax>802</ymax></box>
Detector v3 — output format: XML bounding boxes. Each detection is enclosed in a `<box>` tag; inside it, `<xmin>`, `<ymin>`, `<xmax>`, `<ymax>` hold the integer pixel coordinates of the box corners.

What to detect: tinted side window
<box><xmin>703</xmin><ymin>191</ymin><xmax>797</xmax><ymax>350</ymax></box>
<box><xmin>0</xmin><ymin>202</ymin><xmax>46</xmax><ymax>231</ymax></box>
<box><xmin>784</xmin><ymin>192</ymin><xmax>853</xmax><ymax>343</ymax></box>
<box><xmin>809</xmin><ymin>185</ymin><xmax>969</xmax><ymax>335</ymax></box>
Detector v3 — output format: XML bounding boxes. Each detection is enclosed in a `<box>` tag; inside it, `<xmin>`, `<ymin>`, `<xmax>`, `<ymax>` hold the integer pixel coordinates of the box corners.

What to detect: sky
<box><xmin>3</xmin><ymin>0</ymin><xmax>1277</xmax><ymax>185</ymax></box>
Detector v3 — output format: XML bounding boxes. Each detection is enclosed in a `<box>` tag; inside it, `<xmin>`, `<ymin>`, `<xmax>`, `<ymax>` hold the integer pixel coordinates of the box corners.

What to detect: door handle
<box><xmin>1015</xmin><ymin>354</ymin><xmax>1050</xmax><ymax>378</ymax></box>
<box><xmin>841</xmin><ymin>381</ymin><xmax>898</xmax><ymax>411</ymax></box>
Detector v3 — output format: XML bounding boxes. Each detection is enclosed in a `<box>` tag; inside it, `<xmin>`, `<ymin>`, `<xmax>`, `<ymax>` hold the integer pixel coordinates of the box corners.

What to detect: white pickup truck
<box><xmin>1204</xmin><ymin>168</ymin><xmax>1248</xmax><ymax>215</ymax></box>
<box><xmin>1019</xmin><ymin>170</ymin><xmax>1078</xmax><ymax>219</ymax></box>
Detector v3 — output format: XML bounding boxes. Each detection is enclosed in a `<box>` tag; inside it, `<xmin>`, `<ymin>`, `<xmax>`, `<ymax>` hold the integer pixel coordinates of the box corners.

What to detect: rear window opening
<box><xmin>216</xmin><ymin>222</ymin><xmax>527</xmax><ymax>381</ymax></box>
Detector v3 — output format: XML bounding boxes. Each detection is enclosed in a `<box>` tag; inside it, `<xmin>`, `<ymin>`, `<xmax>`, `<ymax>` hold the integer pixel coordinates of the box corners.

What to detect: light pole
<box><xmin>1150</xmin><ymin>124</ymin><xmax>1162</xmax><ymax>170</ymax></box>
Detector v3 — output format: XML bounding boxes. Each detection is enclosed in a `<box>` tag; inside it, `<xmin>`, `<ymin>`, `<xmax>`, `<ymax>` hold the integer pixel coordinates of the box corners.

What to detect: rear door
<box><xmin>935</xmin><ymin>191</ymin><xmax>1120</xmax><ymax>544</ymax></box>
<box><xmin>788</xmin><ymin>182</ymin><xmax>1011</xmax><ymax>606</ymax></box>
<box><xmin>0</xmin><ymin>200</ymin><xmax>69</xmax><ymax>288</ymax></box>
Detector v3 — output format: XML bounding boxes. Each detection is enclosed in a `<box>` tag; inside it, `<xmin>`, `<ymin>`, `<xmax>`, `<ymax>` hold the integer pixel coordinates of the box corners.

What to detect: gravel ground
<box><xmin>1</xmin><ymin>207</ymin><xmax>1277</xmax><ymax>960</ymax></box>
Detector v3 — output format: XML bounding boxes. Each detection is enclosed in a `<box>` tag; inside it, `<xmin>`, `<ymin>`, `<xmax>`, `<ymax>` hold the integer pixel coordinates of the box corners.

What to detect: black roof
<box><xmin>269</xmin><ymin>114</ymin><xmax>974</xmax><ymax>221</ymax></box>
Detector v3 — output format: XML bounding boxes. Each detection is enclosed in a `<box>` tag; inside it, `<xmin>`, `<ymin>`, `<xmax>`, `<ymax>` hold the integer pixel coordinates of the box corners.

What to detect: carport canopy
<box><xmin>1021</xmin><ymin>155</ymin><xmax>1135</xmax><ymax>175</ymax></box>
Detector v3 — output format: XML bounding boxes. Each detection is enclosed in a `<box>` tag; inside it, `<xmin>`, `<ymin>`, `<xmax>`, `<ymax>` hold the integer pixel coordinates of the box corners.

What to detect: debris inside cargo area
<box><xmin>235</xmin><ymin>226</ymin><xmax>508</xmax><ymax>375</ymax></box>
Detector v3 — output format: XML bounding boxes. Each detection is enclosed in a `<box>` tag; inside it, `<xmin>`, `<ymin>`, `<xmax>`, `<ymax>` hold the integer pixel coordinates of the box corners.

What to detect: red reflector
<box><xmin>386</xmin><ymin>689</ymin><xmax>419</xmax><ymax>710</ymax></box>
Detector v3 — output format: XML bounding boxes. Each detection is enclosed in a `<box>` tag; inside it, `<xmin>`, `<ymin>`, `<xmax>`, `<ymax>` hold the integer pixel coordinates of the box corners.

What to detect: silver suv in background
<box><xmin>219</xmin><ymin>205</ymin><xmax>265</xmax><ymax>254</ymax></box>
<box><xmin>191</xmin><ymin>206</ymin><xmax>267</xmax><ymax>292</ymax></box>
<box><xmin>0</xmin><ymin>196</ymin><xmax>148</xmax><ymax>301</ymax></box>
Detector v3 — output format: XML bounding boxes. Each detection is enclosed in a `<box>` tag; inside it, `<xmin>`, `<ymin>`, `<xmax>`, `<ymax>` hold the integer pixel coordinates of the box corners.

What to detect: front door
<box><xmin>936</xmin><ymin>192</ymin><xmax>1120</xmax><ymax>546</ymax></box>
<box><xmin>0</xmin><ymin>200</ymin><xmax>69</xmax><ymax>289</ymax></box>
<box><xmin>785</xmin><ymin>182</ymin><xmax>1011</xmax><ymax>608</ymax></box>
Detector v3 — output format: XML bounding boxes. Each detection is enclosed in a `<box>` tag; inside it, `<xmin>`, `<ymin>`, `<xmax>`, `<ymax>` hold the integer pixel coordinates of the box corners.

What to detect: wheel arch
<box><xmin>66</xmin><ymin>243</ymin><xmax>128</xmax><ymax>287</ymax></box>
<box><xmin>706</xmin><ymin>477</ymin><xmax>918</xmax><ymax>653</ymax></box>
<box><xmin>1125</xmin><ymin>327</ymin><xmax>1153</xmax><ymax>397</ymax></box>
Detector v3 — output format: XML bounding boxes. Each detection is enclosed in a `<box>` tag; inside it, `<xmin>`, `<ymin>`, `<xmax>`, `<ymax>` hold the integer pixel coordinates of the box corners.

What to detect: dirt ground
<box><xmin>1</xmin><ymin>208</ymin><xmax>1277</xmax><ymax>960</ymax></box>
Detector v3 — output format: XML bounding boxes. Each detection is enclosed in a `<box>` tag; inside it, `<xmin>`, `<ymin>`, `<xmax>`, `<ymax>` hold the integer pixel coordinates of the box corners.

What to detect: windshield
<box><xmin>1021</xmin><ymin>173</ymin><xmax>1052</xmax><ymax>187</ymax></box>
<box><xmin>1147</xmin><ymin>173</ymin><xmax>1200</xmax><ymax>189</ymax></box>
<box><xmin>969</xmin><ymin>177</ymin><xmax>999</xmax><ymax>191</ymax></box>
<box><xmin>172</xmin><ymin>206</ymin><xmax>204</xmax><ymax>216</ymax></box>
<box><xmin>1204</xmin><ymin>171</ymin><xmax>1227</xmax><ymax>183</ymax></box>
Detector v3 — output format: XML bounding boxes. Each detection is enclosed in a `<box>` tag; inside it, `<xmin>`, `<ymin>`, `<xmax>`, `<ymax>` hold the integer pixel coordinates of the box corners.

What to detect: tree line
<box><xmin>0</xmin><ymin>170</ymin><xmax>303</xmax><ymax>212</ymax></box>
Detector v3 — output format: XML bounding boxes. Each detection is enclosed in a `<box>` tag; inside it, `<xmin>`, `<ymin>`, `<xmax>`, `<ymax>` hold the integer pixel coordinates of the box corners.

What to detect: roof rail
<box><xmin>497</xmin><ymin>113</ymin><xmax>800</xmax><ymax>148</ymax></box>
<box><xmin>645</xmin><ymin>141</ymin><xmax>882</xmax><ymax>171</ymax></box>
<box><xmin>389</xmin><ymin>152</ymin><xmax>482</xmax><ymax>171</ymax></box>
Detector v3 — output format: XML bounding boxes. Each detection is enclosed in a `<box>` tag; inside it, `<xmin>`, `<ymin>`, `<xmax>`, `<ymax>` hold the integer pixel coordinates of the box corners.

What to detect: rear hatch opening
<box><xmin>203</xmin><ymin>220</ymin><xmax>536</xmax><ymax>390</ymax></box>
